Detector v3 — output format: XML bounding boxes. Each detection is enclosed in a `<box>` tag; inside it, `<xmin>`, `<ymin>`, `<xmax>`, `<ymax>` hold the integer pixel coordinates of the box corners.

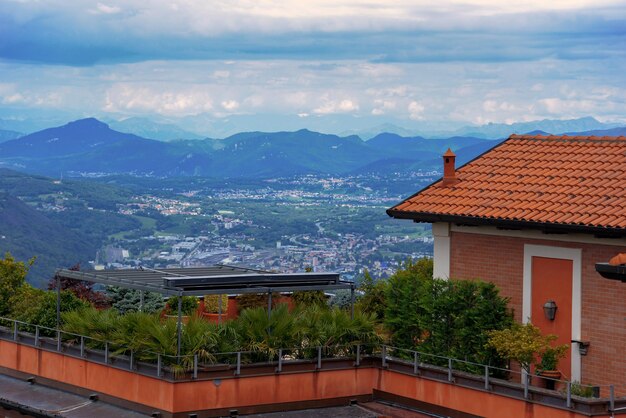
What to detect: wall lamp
<box><xmin>543</xmin><ymin>300</ymin><xmax>557</xmax><ymax>321</ymax></box>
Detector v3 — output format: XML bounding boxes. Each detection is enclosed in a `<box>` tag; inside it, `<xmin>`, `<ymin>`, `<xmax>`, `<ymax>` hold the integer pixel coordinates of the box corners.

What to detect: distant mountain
<box><xmin>108</xmin><ymin>117</ymin><xmax>204</xmax><ymax>141</ymax></box>
<box><xmin>367</xmin><ymin>133</ymin><xmax>486</xmax><ymax>156</ymax></box>
<box><xmin>0</xmin><ymin>118</ymin><xmax>217</xmax><ymax>176</ymax></box>
<box><xmin>214</xmin><ymin>129</ymin><xmax>380</xmax><ymax>176</ymax></box>
<box><xmin>450</xmin><ymin>117</ymin><xmax>619</xmax><ymax>139</ymax></box>
<box><xmin>565</xmin><ymin>127</ymin><xmax>626</xmax><ymax>137</ymax></box>
<box><xmin>0</xmin><ymin>129</ymin><xmax>22</xmax><ymax>143</ymax></box>
<box><xmin>0</xmin><ymin>118</ymin><xmax>505</xmax><ymax>178</ymax></box>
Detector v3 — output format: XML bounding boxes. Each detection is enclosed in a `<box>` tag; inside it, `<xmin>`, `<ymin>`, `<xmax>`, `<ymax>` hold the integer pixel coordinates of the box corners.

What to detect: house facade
<box><xmin>387</xmin><ymin>134</ymin><xmax>626</xmax><ymax>389</ymax></box>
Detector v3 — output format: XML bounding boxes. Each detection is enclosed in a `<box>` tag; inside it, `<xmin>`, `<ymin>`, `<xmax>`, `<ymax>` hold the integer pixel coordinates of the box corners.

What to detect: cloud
<box><xmin>0</xmin><ymin>1</ymin><xmax>625</xmax><ymax>65</ymax></box>
<box><xmin>221</xmin><ymin>100</ymin><xmax>240</xmax><ymax>111</ymax></box>
<box><xmin>313</xmin><ymin>99</ymin><xmax>359</xmax><ymax>114</ymax></box>
<box><xmin>91</xmin><ymin>3</ymin><xmax>121</xmax><ymax>14</ymax></box>
<box><xmin>408</xmin><ymin>101</ymin><xmax>425</xmax><ymax>120</ymax></box>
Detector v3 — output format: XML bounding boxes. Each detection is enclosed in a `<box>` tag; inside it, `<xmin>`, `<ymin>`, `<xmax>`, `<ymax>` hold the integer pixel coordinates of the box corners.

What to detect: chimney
<box><xmin>441</xmin><ymin>148</ymin><xmax>459</xmax><ymax>187</ymax></box>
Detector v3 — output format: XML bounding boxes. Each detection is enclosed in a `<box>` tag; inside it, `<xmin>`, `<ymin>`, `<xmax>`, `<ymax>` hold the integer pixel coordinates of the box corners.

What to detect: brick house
<box><xmin>387</xmin><ymin>134</ymin><xmax>626</xmax><ymax>388</ymax></box>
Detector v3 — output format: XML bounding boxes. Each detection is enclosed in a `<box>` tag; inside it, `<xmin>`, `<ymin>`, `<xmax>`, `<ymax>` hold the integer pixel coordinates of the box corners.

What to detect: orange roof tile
<box><xmin>387</xmin><ymin>134</ymin><xmax>626</xmax><ymax>233</ymax></box>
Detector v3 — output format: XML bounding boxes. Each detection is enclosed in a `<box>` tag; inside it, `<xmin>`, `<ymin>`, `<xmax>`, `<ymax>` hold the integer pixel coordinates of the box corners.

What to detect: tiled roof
<box><xmin>387</xmin><ymin>134</ymin><xmax>626</xmax><ymax>232</ymax></box>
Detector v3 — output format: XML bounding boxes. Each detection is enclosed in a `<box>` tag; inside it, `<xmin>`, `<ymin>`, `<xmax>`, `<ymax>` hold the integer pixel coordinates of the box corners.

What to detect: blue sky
<box><xmin>1</xmin><ymin>0</ymin><xmax>626</xmax><ymax>135</ymax></box>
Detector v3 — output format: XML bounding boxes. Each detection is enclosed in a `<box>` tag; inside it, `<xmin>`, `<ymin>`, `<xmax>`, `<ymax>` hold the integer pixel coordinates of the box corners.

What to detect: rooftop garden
<box><xmin>0</xmin><ymin>252</ymin><xmax>593</xmax><ymax>394</ymax></box>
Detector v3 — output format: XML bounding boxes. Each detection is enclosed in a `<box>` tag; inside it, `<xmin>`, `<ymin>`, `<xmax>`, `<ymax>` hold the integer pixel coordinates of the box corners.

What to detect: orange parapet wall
<box><xmin>0</xmin><ymin>339</ymin><xmax>613</xmax><ymax>418</ymax></box>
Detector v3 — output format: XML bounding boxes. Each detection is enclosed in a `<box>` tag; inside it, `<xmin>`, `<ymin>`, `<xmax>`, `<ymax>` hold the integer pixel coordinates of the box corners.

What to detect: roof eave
<box><xmin>386</xmin><ymin>210</ymin><xmax>626</xmax><ymax>238</ymax></box>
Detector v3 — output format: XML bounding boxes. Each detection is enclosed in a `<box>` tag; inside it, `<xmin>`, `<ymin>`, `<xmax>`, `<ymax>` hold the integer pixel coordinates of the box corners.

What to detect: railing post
<box><xmin>104</xmin><ymin>342</ymin><xmax>109</xmax><ymax>364</ymax></box>
<box><xmin>381</xmin><ymin>345</ymin><xmax>387</xmax><ymax>368</ymax></box>
<box><xmin>34</xmin><ymin>326</ymin><xmax>39</xmax><ymax>347</ymax></box>
<box><xmin>130</xmin><ymin>350</ymin><xmax>134</xmax><ymax>370</ymax></box>
<box><xmin>235</xmin><ymin>352</ymin><xmax>241</xmax><ymax>376</ymax></box>
<box><xmin>277</xmin><ymin>349</ymin><xmax>283</xmax><ymax>373</ymax></box>
<box><xmin>524</xmin><ymin>373</ymin><xmax>529</xmax><ymax>399</ymax></box>
<box><xmin>566</xmin><ymin>381</ymin><xmax>572</xmax><ymax>408</ymax></box>
<box><xmin>447</xmin><ymin>358</ymin><xmax>453</xmax><ymax>382</ymax></box>
<box><xmin>193</xmin><ymin>354</ymin><xmax>198</xmax><ymax>379</ymax></box>
<box><xmin>355</xmin><ymin>345</ymin><xmax>361</xmax><ymax>367</ymax></box>
<box><xmin>157</xmin><ymin>354</ymin><xmax>162</xmax><ymax>378</ymax></box>
<box><xmin>56</xmin><ymin>330</ymin><xmax>61</xmax><ymax>352</ymax></box>
<box><xmin>80</xmin><ymin>336</ymin><xmax>85</xmax><ymax>357</ymax></box>
<box><xmin>610</xmin><ymin>385</ymin><xmax>615</xmax><ymax>412</ymax></box>
<box><xmin>413</xmin><ymin>351</ymin><xmax>419</xmax><ymax>375</ymax></box>
<box><xmin>317</xmin><ymin>346</ymin><xmax>322</xmax><ymax>370</ymax></box>
<box><xmin>484</xmin><ymin>365</ymin><xmax>489</xmax><ymax>390</ymax></box>
<box><xmin>13</xmin><ymin>321</ymin><xmax>17</xmax><ymax>341</ymax></box>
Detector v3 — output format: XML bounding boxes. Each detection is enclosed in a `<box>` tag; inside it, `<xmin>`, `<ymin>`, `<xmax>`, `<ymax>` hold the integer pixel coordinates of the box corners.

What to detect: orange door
<box><xmin>531</xmin><ymin>256</ymin><xmax>572</xmax><ymax>379</ymax></box>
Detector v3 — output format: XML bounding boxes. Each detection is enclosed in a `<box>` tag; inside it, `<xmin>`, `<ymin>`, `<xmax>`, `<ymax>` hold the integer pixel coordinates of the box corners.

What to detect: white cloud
<box><xmin>221</xmin><ymin>100</ymin><xmax>240</xmax><ymax>111</ymax></box>
<box><xmin>408</xmin><ymin>101</ymin><xmax>425</xmax><ymax>120</ymax></box>
<box><xmin>313</xmin><ymin>99</ymin><xmax>359</xmax><ymax>114</ymax></box>
<box><xmin>91</xmin><ymin>2</ymin><xmax>121</xmax><ymax>14</ymax></box>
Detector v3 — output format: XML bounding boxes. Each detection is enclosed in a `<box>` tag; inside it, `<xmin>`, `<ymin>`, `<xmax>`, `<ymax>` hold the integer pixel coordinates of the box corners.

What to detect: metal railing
<box><xmin>0</xmin><ymin>317</ymin><xmax>624</xmax><ymax>414</ymax></box>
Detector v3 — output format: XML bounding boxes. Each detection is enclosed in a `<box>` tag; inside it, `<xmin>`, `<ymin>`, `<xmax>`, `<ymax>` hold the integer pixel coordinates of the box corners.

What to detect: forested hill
<box><xmin>0</xmin><ymin>192</ymin><xmax>93</xmax><ymax>287</ymax></box>
<box><xmin>0</xmin><ymin>169</ymin><xmax>140</xmax><ymax>286</ymax></box>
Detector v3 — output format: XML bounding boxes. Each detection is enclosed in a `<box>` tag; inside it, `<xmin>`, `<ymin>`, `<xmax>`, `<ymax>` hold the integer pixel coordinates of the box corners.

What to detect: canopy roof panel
<box><xmin>55</xmin><ymin>265</ymin><xmax>351</xmax><ymax>296</ymax></box>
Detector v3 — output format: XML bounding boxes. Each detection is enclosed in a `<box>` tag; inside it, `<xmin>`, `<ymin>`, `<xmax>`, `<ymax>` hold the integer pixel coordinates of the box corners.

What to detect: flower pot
<box><xmin>538</xmin><ymin>370</ymin><xmax>561</xmax><ymax>390</ymax></box>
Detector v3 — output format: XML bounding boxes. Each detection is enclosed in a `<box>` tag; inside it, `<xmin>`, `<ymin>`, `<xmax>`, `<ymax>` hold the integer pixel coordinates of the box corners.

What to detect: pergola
<box><xmin>54</xmin><ymin>265</ymin><xmax>355</xmax><ymax>358</ymax></box>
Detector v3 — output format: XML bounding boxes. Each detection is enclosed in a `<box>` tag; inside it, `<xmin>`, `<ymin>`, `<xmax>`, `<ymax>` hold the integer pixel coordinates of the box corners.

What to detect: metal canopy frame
<box><xmin>54</xmin><ymin>265</ymin><xmax>356</xmax><ymax>360</ymax></box>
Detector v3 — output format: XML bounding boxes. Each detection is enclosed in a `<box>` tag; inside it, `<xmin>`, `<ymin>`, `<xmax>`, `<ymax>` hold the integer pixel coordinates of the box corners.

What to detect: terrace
<box><xmin>1</xmin><ymin>264</ymin><xmax>625</xmax><ymax>417</ymax></box>
<box><xmin>0</xmin><ymin>315</ymin><xmax>625</xmax><ymax>417</ymax></box>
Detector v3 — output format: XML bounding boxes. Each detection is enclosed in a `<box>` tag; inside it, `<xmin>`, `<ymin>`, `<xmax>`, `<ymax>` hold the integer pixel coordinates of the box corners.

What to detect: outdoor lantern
<box><xmin>543</xmin><ymin>300</ymin><xmax>557</xmax><ymax>321</ymax></box>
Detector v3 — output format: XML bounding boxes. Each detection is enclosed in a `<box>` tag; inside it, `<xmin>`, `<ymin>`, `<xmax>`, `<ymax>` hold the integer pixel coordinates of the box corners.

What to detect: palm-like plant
<box><xmin>234</xmin><ymin>304</ymin><xmax>301</xmax><ymax>361</ymax></box>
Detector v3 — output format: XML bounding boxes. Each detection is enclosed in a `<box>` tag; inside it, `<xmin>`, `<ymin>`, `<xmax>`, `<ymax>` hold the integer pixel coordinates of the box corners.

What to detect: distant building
<box><xmin>388</xmin><ymin>134</ymin><xmax>626</xmax><ymax>389</ymax></box>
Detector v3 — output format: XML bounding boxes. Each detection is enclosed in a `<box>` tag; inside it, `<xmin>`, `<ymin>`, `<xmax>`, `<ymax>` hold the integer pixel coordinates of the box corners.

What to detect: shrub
<box><xmin>0</xmin><ymin>252</ymin><xmax>33</xmax><ymax>316</ymax></box>
<box><xmin>166</xmin><ymin>296</ymin><xmax>198</xmax><ymax>316</ymax></box>
<box><xmin>204</xmin><ymin>294</ymin><xmax>228</xmax><ymax>313</ymax></box>
<box><xmin>355</xmin><ymin>270</ymin><xmax>388</xmax><ymax>320</ymax></box>
<box><xmin>107</xmin><ymin>286</ymin><xmax>165</xmax><ymax>314</ymax></box>
<box><xmin>236</xmin><ymin>292</ymin><xmax>280</xmax><ymax>313</ymax></box>
<box><xmin>385</xmin><ymin>258</ymin><xmax>513</xmax><ymax>372</ymax></box>
<box><xmin>291</xmin><ymin>291</ymin><xmax>327</xmax><ymax>309</ymax></box>
<box><xmin>486</xmin><ymin>322</ymin><xmax>567</xmax><ymax>375</ymax></box>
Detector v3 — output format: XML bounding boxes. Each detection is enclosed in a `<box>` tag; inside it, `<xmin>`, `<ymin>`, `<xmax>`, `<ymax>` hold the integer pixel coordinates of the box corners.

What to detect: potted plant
<box><xmin>536</xmin><ymin>344</ymin><xmax>568</xmax><ymax>389</ymax></box>
<box><xmin>202</xmin><ymin>294</ymin><xmax>228</xmax><ymax>323</ymax></box>
<box><xmin>164</xmin><ymin>296</ymin><xmax>198</xmax><ymax>323</ymax></box>
<box><xmin>537</xmin><ymin>345</ymin><xmax>568</xmax><ymax>376</ymax></box>
<box><xmin>486</xmin><ymin>322</ymin><xmax>568</xmax><ymax>388</ymax></box>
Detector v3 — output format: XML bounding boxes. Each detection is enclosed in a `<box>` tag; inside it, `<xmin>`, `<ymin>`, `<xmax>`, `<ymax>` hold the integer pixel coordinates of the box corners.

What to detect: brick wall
<box><xmin>449</xmin><ymin>231</ymin><xmax>626</xmax><ymax>392</ymax></box>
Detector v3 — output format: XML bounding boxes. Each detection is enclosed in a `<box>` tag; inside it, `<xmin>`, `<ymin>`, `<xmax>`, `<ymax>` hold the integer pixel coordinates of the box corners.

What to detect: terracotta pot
<box><xmin>538</xmin><ymin>370</ymin><xmax>561</xmax><ymax>379</ymax></box>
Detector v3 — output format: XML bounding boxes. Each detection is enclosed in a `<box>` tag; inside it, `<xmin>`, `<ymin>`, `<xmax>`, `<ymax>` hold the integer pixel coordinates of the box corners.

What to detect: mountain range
<box><xmin>0</xmin><ymin>118</ymin><xmax>502</xmax><ymax>178</ymax></box>
<box><xmin>0</xmin><ymin>117</ymin><xmax>624</xmax><ymax>179</ymax></box>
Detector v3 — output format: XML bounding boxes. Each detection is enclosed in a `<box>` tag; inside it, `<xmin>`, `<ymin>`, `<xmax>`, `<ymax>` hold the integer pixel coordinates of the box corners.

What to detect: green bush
<box><xmin>106</xmin><ymin>286</ymin><xmax>165</xmax><ymax>314</ymax></box>
<box><xmin>384</xmin><ymin>258</ymin><xmax>513</xmax><ymax>372</ymax></box>
<box><xmin>204</xmin><ymin>294</ymin><xmax>228</xmax><ymax>313</ymax></box>
<box><xmin>235</xmin><ymin>292</ymin><xmax>280</xmax><ymax>313</ymax></box>
<box><xmin>0</xmin><ymin>252</ymin><xmax>33</xmax><ymax>316</ymax></box>
<box><xmin>355</xmin><ymin>270</ymin><xmax>388</xmax><ymax>320</ymax></box>
<box><xmin>291</xmin><ymin>291</ymin><xmax>327</xmax><ymax>308</ymax></box>
<box><xmin>166</xmin><ymin>296</ymin><xmax>198</xmax><ymax>316</ymax></box>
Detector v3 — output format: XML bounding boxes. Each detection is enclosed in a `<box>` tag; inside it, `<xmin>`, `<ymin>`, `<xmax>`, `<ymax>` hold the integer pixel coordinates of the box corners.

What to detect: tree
<box><xmin>107</xmin><ymin>286</ymin><xmax>165</xmax><ymax>314</ymax></box>
<box><xmin>48</xmin><ymin>264</ymin><xmax>110</xmax><ymax>309</ymax></box>
<box><xmin>487</xmin><ymin>322</ymin><xmax>567</xmax><ymax>375</ymax></box>
<box><xmin>355</xmin><ymin>270</ymin><xmax>388</xmax><ymax>320</ymax></box>
<box><xmin>384</xmin><ymin>258</ymin><xmax>513</xmax><ymax>372</ymax></box>
<box><xmin>0</xmin><ymin>252</ymin><xmax>33</xmax><ymax>315</ymax></box>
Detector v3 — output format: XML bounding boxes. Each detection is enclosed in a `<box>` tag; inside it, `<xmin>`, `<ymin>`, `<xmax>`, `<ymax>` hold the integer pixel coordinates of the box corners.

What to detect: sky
<box><xmin>1</xmin><ymin>0</ymin><xmax>626</xmax><ymax>135</ymax></box>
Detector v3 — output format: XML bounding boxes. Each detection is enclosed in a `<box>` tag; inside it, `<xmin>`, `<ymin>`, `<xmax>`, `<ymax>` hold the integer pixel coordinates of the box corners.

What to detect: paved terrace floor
<box><xmin>0</xmin><ymin>373</ymin><xmax>148</xmax><ymax>418</ymax></box>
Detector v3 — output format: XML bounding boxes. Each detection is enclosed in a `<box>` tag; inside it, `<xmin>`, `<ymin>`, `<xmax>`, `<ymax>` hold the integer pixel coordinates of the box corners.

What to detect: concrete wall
<box><xmin>0</xmin><ymin>339</ymin><xmax>612</xmax><ymax>418</ymax></box>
